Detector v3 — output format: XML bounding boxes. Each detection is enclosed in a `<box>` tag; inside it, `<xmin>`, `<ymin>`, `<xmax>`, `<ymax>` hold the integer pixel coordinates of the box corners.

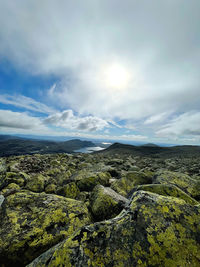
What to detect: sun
<box><xmin>104</xmin><ymin>63</ymin><xmax>130</xmax><ymax>90</ymax></box>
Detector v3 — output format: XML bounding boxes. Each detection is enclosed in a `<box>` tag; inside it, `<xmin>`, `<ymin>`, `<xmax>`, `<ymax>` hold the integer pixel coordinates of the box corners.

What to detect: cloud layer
<box><xmin>44</xmin><ymin>110</ymin><xmax>109</xmax><ymax>132</ymax></box>
<box><xmin>0</xmin><ymin>1</ymin><xmax>200</xmax><ymax>144</ymax></box>
<box><xmin>0</xmin><ymin>110</ymin><xmax>46</xmax><ymax>131</ymax></box>
<box><xmin>157</xmin><ymin>112</ymin><xmax>200</xmax><ymax>138</ymax></box>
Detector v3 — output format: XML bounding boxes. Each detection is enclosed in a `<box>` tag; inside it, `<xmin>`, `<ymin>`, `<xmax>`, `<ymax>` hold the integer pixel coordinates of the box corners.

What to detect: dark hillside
<box><xmin>98</xmin><ymin>142</ymin><xmax>200</xmax><ymax>158</ymax></box>
<box><xmin>0</xmin><ymin>138</ymin><xmax>95</xmax><ymax>156</ymax></box>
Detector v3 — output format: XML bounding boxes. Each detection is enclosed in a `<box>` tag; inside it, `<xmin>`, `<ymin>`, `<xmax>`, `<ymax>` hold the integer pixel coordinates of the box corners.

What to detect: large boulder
<box><xmin>153</xmin><ymin>170</ymin><xmax>200</xmax><ymax>199</ymax></box>
<box><xmin>25</xmin><ymin>174</ymin><xmax>46</xmax><ymax>193</ymax></box>
<box><xmin>77</xmin><ymin>172</ymin><xmax>111</xmax><ymax>191</ymax></box>
<box><xmin>0</xmin><ymin>190</ymin><xmax>91</xmax><ymax>266</ymax></box>
<box><xmin>62</xmin><ymin>182</ymin><xmax>80</xmax><ymax>199</ymax></box>
<box><xmin>132</xmin><ymin>184</ymin><xmax>199</xmax><ymax>205</ymax></box>
<box><xmin>0</xmin><ymin>171</ymin><xmax>29</xmax><ymax>191</ymax></box>
<box><xmin>89</xmin><ymin>185</ymin><xmax>128</xmax><ymax>221</ymax></box>
<box><xmin>111</xmin><ymin>171</ymin><xmax>152</xmax><ymax>197</ymax></box>
<box><xmin>28</xmin><ymin>191</ymin><xmax>200</xmax><ymax>267</ymax></box>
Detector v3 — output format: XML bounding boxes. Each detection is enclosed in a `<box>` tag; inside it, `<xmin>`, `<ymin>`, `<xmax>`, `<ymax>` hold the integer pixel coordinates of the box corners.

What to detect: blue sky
<box><xmin>0</xmin><ymin>1</ymin><xmax>200</xmax><ymax>144</ymax></box>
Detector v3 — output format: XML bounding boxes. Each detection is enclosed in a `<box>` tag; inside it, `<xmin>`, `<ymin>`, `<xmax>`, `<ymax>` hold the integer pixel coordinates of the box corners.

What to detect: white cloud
<box><xmin>144</xmin><ymin>112</ymin><xmax>172</xmax><ymax>125</ymax></box>
<box><xmin>0</xmin><ymin>1</ymin><xmax>200</xmax><ymax>143</ymax></box>
<box><xmin>44</xmin><ymin>110</ymin><xmax>109</xmax><ymax>132</ymax></box>
<box><xmin>0</xmin><ymin>109</ymin><xmax>148</xmax><ymax>142</ymax></box>
<box><xmin>0</xmin><ymin>1</ymin><xmax>199</xmax><ymax>121</ymax></box>
<box><xmin>0</xmin><ymin>94</ymin><xmax>56</xmax><ymax>114</ymax></box>
<box><xmin>156</xmin><ymin>111</ymin><xmax>200</xmax><ymax>138</ymax></box>
<box><xmin>0</xmin><ymin>109</ymin><xmax>47</xmax><ymax>131</ymax></box>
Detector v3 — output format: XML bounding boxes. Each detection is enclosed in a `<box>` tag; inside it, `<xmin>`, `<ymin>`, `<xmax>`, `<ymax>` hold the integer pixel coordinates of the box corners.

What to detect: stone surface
<box><xmin>0</xmin><ymin>190</ymin><xmax>91</xmax><ymax>266</ymax></box>
<box><xmin>0</xmin><ymin>152</ymin><xmax>199</xmax><ymax>267</ymax></box>
<box><xmin>90</xmin><ymin>185</ymin><xmax>128</xmax><ymax>221</ymax></box>
<box><xmin>27</xmin><ymin>191</ymin><xmax>200</xmax><ymax>267</ymax></box>
<box><xmin>0</xmin><ymin>194</ymin><xmax>4</xmax><ymax>207</ymax></box>
<box><xmin>111</xmin><ymin>171</ymin><xmax>153</xmax><ymax>197</ymax></box>
<box><xmin>153</xmin><ymin>170</ymin><xmax>200</xmax><ymax>199</ymax></box>
<box><xmin>77</xmin><ymin>172</ymin><xmax>111</xmax><ymax>191</ymax></box>
<box><xmin>132</xmin><ymin>184</ymin><xmax>199</xmax><ymax>205</ymax></box>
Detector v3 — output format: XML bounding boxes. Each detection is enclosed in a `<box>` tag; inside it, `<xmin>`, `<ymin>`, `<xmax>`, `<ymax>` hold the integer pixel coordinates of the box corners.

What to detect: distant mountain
<box><xmin>0</xmin><ymin>136</ymin><xmax>95</xmax><ymax>157</ymax></box>
<box><xmin>98</xmin><ymin>142</ymin><xmax>200</xmax><ymax>158</ymax></box>
<box><xmin>141</xmin><ymin>143</ymin><xmax>160</xmax><ymax>147</ymax></box>
<box><xmin>0</xmin><ymin>135</ymin><xmax>24</xmax><ymax>141</ymax></box>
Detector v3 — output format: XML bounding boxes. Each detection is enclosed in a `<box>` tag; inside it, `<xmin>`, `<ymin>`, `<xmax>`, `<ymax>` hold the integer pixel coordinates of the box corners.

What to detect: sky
<box><xmin>0</xmin><ymin>0</ymin><xmax>200</xmax><ymax>145</ymax></box>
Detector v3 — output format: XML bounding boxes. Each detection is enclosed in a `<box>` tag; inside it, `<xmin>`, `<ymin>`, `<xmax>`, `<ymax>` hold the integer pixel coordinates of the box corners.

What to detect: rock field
<box><xmin>0</xmin><ymin>152</ymin><xmax>199</xmax><ymax>266</ymax></box>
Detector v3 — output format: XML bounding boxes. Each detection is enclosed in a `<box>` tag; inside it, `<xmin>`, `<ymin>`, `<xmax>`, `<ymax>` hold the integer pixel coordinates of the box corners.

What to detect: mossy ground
<box><xmin>0</xmin><ymin>152</ymin><xmax>199</xmax><ymax>266</ymax></box>
<box><xmin>28</xmin><ymin>191</ymin><xmax>200</xmax><ymax>267</ymax></box>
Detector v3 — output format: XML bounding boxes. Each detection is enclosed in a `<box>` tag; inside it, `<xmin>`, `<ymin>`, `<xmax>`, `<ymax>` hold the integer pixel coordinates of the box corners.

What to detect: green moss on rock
<box><xmin>27</xmin><ymin>191</ymin><xmax>200</xmax><ymax>267</ymax></box>
<box><xmin>29</xmin><ymin>191</ymin><xmax>200</xmax><ymax>267</ymax></box>
<box><xmin>0</xmin><ymin>172</ymin><xmax>29</xmax><ymax>191</ymax></box>
<box><xmin>0</xmin><ymin>190</ymin><xmax>91</xmax><ymax>266</ymax></box>
<box><xmin>77</xmin><ymin>172</ymin><xmax>111</xmax><ymax>192</ymax></box>
<box><xmin>111</xmin><ymin>171</ymin><xmax>152</xmax><ymax>197</ymax></box>
<box><xmin>154</xmin><ymin>170</ymin><xmax>199</xmax><ymax>199</ymax></box>
<box><xmin>90</xmin><ymin>185</ymin><xmax>128</xmax><ymax>221</ymax></box>
<box><xmin>25</xmin><ymin>174</ymin><xmax>46</xmax><ymax>192</ymax></box>
<box><xmin>63</xmin><ymin>182</ymin><xmax>80</xmax><ymax>199</ymax></box>
<box><xmin>45</xmin><ymin>183</ymin><xmax>57</xmax><ymax>194</ymax></box>
<box><xmin>1</xmin><ymin>182</ymin><xmax>21</xmax><ymax>195</ymax></box>
<box><xmin>133</xmin><ymin>184</ymin><xmax>199</xmax><ymax>205</ymax></box>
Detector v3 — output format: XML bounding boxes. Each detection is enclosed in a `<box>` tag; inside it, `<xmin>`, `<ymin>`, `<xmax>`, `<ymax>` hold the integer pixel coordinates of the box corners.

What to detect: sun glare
<box><xmin>104</xmin><ymin>63</ymin><xmax>130</xmax><ymax>90</ymax></box>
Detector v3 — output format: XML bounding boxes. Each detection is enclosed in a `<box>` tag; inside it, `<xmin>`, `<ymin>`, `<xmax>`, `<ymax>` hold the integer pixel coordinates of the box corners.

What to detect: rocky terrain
<box><xmin>0</xmin><ymin>148</ymin><xmax>200</xmax><ymax>266</ymax></box>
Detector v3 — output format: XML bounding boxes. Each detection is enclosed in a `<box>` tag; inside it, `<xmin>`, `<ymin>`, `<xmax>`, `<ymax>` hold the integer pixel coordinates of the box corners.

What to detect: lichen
<box><xmin>134</xmin><ymin>184</ymin><xmax>198</xmax><ymax>205</ymax></box>
<box><xmin>0</xmin><ymin>191</ymin><xmax>91</xmax><ymax>266</ymax></box>
<box><xmin>28</xmin><ymin>191</ymin><xmax>200</xmax><ymax>267</ymax></box>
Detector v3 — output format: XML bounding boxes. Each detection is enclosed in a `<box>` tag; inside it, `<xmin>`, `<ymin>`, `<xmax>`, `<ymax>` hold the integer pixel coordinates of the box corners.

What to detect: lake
<box><xmin>74</xmin><ymin>146</ymin><xmax>105</xmax><ymax>153</ymax></box>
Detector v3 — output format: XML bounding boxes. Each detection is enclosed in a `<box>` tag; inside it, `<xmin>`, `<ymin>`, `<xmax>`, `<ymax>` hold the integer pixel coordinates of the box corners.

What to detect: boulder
<box><xmin>111</xmin><ymin>171</ymin><xmax>152</xmax><ymax>197</ymax></box>
<box><xmin>0</xmin><ymin>190</ymin><xmax>91</xmax><ymax>266</ymax></box>
<box><xmin>62</xmin><ymin>182</ymin><xmax>80</xmax><ymax>199</ymax></box>
<box><xmin>132</xmin><ymin>184</ymin><xmax>199</xmax><ymax>205</ymax></box>
<box><xmin>25</xmin><ymin>174</ymin><xmax>46</xmax><ymax>193</ymax></box>
<box><xmin>153</xmin><ymin>170</ymin><xmax>200</xmax><ymax>199</ymax></box>
<box><xmin>44</xmin><ymin>183</ymin><xmax>57</xmax><ymax>194</ymax></box>
<box><xmin>89</xmin><ymin>185</ymin><xmax>128</xmax><ymax>221</ymax></box>
<box><xmin>77</xmin><ymin>172</ymin><xmax>111</xmax><ymax>191</ymax></box>
<box><xmin>1</xmin><ymin>182</ymin><xmax>20</xmax><ymax>195</ymax></box>
<box><xmin>0</xmin><ymin>194</ymin><xmax>4</xmax><ymax>207</ymax></box>
<box><xmin>27</xmin><ymin>191</ymin><xmax>200</xmax><ymax>267</ymax></box>
<box><xmin>0</xmin><ymin>171</ymin><xmax>28</xmax><ymax>191</ymax></box>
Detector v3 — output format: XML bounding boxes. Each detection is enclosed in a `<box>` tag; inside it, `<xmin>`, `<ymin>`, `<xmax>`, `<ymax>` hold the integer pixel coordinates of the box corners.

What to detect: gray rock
<box><xmin>89</xmin><ymin>185</ymin><xmax>128</xmax><ymax>220</ymax></box>
<box><xmin>0</xmin><ymin>194</ymin><xmax>4</xmax><ymax>207</ymax></box>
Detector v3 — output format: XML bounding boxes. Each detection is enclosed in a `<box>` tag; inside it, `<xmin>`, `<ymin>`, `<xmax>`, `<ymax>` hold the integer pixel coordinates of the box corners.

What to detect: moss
<box><xmin>4</xmin><ymin>171</ymin><xmax>28</xmax><ymax>187</ymax></box>
<box><xmin>154</xmin><ymin>170</ymin><xmax>199</xmax><ymax>198</ymax></box>
<box><xmin>25</xmin><ymin>174</ymin><xmax>45</xmax><ymax>192</ymax></box>
<box><xmin>63</xmin><ymin>182</ymin><xmax>80</xmax><ymax>199</ymax></box>
<box><xmin>1</xmin><ymin>182</ymin><xmax>20</xmax><ymax>195</ymax></box>
<box><xmin>134</xmin><ymin>184</ymin><xmax>199</xmax><ymax>205</ymax></box>
<box><xmin>111</xmin><ymin>171</ymin><xmax>152</xmax><ymax>197</ymax></box>
<box><xmin>76</xmin><ymin>172</ymin><xmax>111</xmax><ymax>192</ymax></box>
<box><xmin>8</xmin><ymin>161</ymin><xmax>20</xmax><ymax>172</ymax></box>
<box><xmin>97</xmin><ymin>172</ymin><xmax>111</xmax><ymax>186</ymax></box>
<box><xmin>45</xmin><ymin>183</ymin><xmax>57</xmax><ymax>194</ymax></box>
<box><xmin>77</xmin><ymin>191</ymin><xmax>89</xmax><ymax>202</ymax></box>
<box><xmin>90</xmin><ymin>185</ymin><xmax>128</xmax><ymax>221</ymax></box>
<box><xmin>77</xmin><ymin>176</ymin><xmax>100</xmax><ymax>191</ymax></box>
<box><xmin>0</xmin><ymin>191</ymin><xmax>91</xmax><ymax>266</ymax></box>
<box><xmin>28</xmin><ymin>191</ymin><xmax>200</xmax><ymax>267</ymax></box>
